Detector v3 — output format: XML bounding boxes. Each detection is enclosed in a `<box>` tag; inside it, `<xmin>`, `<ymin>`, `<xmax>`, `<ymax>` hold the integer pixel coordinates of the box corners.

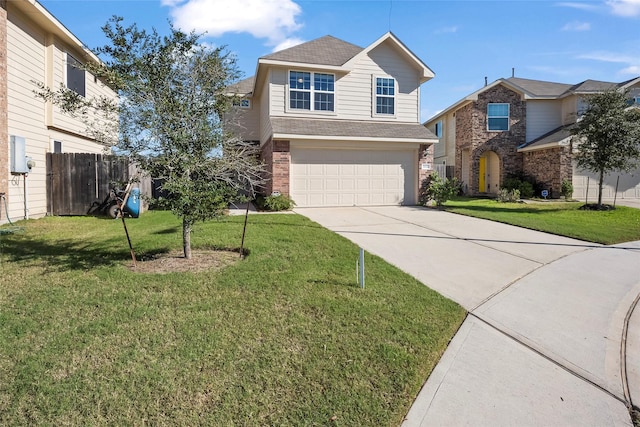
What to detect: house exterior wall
<box><xmin>454</xmin><ymin>85</ymin><xmax>526</xmax><ymax>194</ymax></box>
<box><xmin>3</xmin><ymin>1</ymin><xmax>115</xmax><ymax>223</ymax></box>
<box><xmin>522</xmin><ymin>146</ymin><xmax>572</xmax><ymax>197</ymax></box>
<box><xmin>0</xmin><ymin>0</ymin><xmax>8</xmax><ymax>219</ymax></box>
<box><xmin>267</xmin><ymin>41</ymin><xmax>420</xmax><ymax>125</ymax></box>
<box><xmin>526</xmin><ymin>100</ymin><xmax>562</xmax><ymax>143</ymax></box>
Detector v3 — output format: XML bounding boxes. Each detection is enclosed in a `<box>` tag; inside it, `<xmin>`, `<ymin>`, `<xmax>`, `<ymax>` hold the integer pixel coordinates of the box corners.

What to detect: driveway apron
<box><xmin>296</xmin><ymin>206</ymin><xmax>639</xmax><ymax>426</ymax></box>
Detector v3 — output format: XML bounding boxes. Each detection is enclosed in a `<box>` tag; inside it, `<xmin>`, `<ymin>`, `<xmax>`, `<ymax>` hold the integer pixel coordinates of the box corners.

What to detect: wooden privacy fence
<box><xmin>47</xmin><ymin>153</ymin><xmax>150</xmax><ymax>216</ymax></box>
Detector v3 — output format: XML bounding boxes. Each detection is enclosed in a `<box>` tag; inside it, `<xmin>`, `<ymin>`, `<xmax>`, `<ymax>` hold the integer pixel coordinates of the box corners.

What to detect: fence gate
<box><xmin>47</xmin><ymin>153</ymin><xmax>129</xmax><ymax>216</ymax></box>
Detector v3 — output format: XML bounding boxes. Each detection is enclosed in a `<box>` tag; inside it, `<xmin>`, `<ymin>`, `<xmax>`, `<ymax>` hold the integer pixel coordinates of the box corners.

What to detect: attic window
<box><xmin>487</xmin><ymin>103</ymin><xmax>509</xmax><ymax>131</ymax></box>
<box><xmin>66</xmin><ymin>53</ymin><xmax>86</xmax><ymax>97</ymax></box>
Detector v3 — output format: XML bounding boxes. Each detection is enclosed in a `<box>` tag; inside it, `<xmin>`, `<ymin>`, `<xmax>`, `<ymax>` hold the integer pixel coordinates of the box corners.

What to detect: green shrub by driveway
<box><xmin>0</xmin><ymin>212</ymin><xmax>464</xmax><ymax>426</ymax></box>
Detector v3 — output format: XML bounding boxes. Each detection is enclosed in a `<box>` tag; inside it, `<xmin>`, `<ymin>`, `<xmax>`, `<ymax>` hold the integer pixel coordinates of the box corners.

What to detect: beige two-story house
<box><xmin>426</xmin><ymin>76</ymin><xmax>640</xmax><ymax>199</ymax></box>
<box><xmin>230</xmin><ymin>32</ymin><xmax>438</xmax><ymax>207</ymax></box>
<box><xmin>1</xmin><ymin>0</ymin><xmax>117</xmax><ymax>224</ymax></box>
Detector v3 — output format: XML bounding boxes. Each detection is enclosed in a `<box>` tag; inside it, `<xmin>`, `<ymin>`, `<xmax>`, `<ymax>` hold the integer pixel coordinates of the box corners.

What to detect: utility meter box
<box><xmin>10</xmin><ymin>135</ymin><xmax>29</xmax><ymax>174</ymax></box>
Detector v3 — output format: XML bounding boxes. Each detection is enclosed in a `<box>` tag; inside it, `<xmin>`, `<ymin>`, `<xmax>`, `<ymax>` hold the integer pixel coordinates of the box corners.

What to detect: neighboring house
<box><xmin>229</xmin><ymin>32</ymin><xmax>438</xmax><ymax>207</ymax></box>
<box><xmin>425</xmin><ymin>76</ymin><xmax>640</xmax><ymax>199</ymax></box>
<box><xmin>1</xmin><ymin>0</ymin><xmax>116</xmax><ymax>224</ymax></box>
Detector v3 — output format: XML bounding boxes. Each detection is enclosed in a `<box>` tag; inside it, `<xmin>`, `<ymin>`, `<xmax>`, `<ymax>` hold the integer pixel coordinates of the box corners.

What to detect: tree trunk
<box><xmin>597</xmin><ymin>169</ymin><xmax>604</xmax><ymax>207</ymax></box>
<box><xmin>183</xmin><ymin>218</ymin><xmax>192</xmax><ymax>259</ymax></box>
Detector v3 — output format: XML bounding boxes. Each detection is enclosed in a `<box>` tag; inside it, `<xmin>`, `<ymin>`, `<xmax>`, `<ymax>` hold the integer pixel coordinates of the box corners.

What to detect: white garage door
<box><xmin>573</xmin><ymin>163</ymin><xmax>640</xmax><ymax>200</ymax></box>
<box><xmin>290</xmin><ymin>148</ymin><xmax>416</xmax><ymax>207</ymax></box>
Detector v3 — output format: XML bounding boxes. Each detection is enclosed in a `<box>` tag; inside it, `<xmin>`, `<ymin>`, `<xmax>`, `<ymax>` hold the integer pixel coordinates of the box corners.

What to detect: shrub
<box><xmin>497</xmin><ymin>188</ymin><xmax>520</xmax><ymax>203</ymax></box>
<box><xmin>503</xmin><ymin>176</ymin><xmax>534</xmax><ymax>199</ymax></box>
<box><xmin>419</xmin><ymin>172</ymin><xmax>460</xmax><ymax>207</ymax></box>
<box><xmin>561</xmin><ymin>179</ymin><xmax>574</xmax><ymax>200</ymax></box>
<box><xmin>254</xmin><ymin>194</ymin><xmax>296</xmax><ymax>211</ymax></box>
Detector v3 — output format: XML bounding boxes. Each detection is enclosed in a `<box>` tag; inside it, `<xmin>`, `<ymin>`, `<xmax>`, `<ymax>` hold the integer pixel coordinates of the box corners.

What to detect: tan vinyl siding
<box><xmin>5</xmin><ymin>3</ymin><xmax>115</xmax><ymax>222</ymax></box>
<box><xmin>342</xmin><ymin>40</ymin><xmax>419</xmax><ymax>123</ymax></box>
<box><xmin>526</xmin><ymin>100</ymin><xmax>562</xmax><ymax>143</ymax></box>
<box><xmin>561</xmin><ymin>95</ymin><xmax>578</xmax><ymax>125</ymax></box>
<box><xmin>267</xmin><ymin>40</ymin><xmax>420</xmax><ymax>123</ymax></box>
<box><xmin>260</xmin><ymin>73</ymin><xmax>272</xmax><ymax>145</ymax></box>
<box><xmin>428</xmin><ymin>111</ymin><xmax>456</xmax><ymax>166</ymax></box>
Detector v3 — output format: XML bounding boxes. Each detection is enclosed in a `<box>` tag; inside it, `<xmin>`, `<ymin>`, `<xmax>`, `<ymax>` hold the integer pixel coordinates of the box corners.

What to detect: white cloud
<box><xmin>272</xmin><ymin>37</ymin><xmax>305</xmax><ymax>53</ymax></box>
<box><xmin>163</xmin><ymin>0</ymin><xmax>303</xmax><ymax>48</ymax></box>
<box><xmin>621</xmin><ymin>65</ymin><xmax>640</xmax><ymax>74</ymax></box>
<box><xmin>578</xmin><ymin>51</ymin><xmax>640</xmax><ymax>76</ymax></box>
<box><xmin>561</xmin><ymin>21</ymin><xmax>591</xmax><ymax>31</ymax></box>
<box><xmin>555</xmin><ymin>2</ymin><xmax>600</xmax><ymax>11</ymax></box>
<box><xmin>606</xmin><ymin>0</ymin><xmax>640</xmax><ymax>17</ymax></box>
<box><xmin>435</xmin><ymin>26</ymin><xmax>459</xmax><ymax>34</ymax></box>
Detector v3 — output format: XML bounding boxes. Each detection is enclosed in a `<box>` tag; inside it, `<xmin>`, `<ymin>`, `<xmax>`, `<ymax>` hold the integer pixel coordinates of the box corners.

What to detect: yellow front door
<box><xmin>479</xmin><ymin>156</ymin><xmax>486</xmax><ymax>192</ymax></box>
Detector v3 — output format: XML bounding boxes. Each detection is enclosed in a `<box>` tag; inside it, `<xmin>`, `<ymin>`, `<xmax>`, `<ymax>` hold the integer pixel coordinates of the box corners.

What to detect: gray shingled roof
<box><xmin>271</xmin><ymin>117</ymin><xmax>437</xmax><ymax>140</ymax></box>
<box><xmin>506</xmin><ymin>77</ymin><xmax>573</xmax><ymax>97</ymax></box>
<box><xmin>568</xmin><ymin>79</ymin><xmax>619</xmax><ymax>93</ymax></box>
<box><xmin>518</xmin><ymin>124</ymin><xmax>573</xmax><ymax>151</ymax></box>
<box><xmin>228</xmin><ymin>76</ymin><xmax>255</xmax><ymax>96</ymax></box>
<box><xmin>261</xmin><ymin>35</ymin><xmax>363</xmax><ymax>66</ymax></box>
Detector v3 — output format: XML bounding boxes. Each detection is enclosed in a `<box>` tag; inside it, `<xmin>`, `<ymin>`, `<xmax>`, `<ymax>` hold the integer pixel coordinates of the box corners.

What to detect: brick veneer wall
<box><xmin>260</xmin><ymin>139</ymin><xmax>290</xmax><ymax>196</ymax></box>
<box><xmin>455</xmin><ymin>85</ymin><xmax>526</xmax><ymax>194</ymax></box>
<box><xmin>522</xmin><ymin>146</ymin><xmax>572</xmax><ymax>198</ymax></box>
<box><xmin>418</xmin><ymin>144</ymin><xmax>434</xmax><ymax>184</ymax></box>
<box><xmin>0</xmin><ymin>0</ymin><xmax>8</xmax><ymax>220</ymax></box>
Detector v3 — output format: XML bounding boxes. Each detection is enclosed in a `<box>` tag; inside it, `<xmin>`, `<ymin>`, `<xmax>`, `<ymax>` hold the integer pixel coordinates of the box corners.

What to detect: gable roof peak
<box><xmin>260</xmin><ymin>35</ymin><xmax>363</xmax><ymax>67</ymax></box>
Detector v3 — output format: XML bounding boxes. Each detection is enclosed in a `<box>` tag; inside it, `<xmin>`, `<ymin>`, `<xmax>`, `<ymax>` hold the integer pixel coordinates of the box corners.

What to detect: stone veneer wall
<box><xmin>259</xmin><ymin>139</ymin><xmax>290</xmax><ymax>196</ymax></box>
<box><xmin>522</xmin><ymin>146</ymin><xmax>572</xmax><ymax>198</ymax></box>
<box><xmin>0</xmin><ymin>1</ymin><xmax>8</xmax><ymax>220</ymax></box>
<box><xmin>455</xmin><ymin>85</ymin><xmax>526</xmax><ymax>194</ymax></box>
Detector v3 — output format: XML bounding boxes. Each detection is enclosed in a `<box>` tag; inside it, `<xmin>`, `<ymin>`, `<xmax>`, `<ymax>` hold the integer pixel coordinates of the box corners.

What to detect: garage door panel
<box><xmin>291</xmin><ymin>148</ymin><xmax>416</xmax><ymax>207</ymax></box>
<box><xmin>573</xmin><ymin>163</ymin><xmax>640</xmax><ymax>199</ymax></box>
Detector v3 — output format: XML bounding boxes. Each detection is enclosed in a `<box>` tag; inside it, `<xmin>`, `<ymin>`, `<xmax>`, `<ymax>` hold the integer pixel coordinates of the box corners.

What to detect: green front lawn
<box><xmin>443</xmin><ymin>197</ymin><xmax>640</xmax><ymax>245</ymax></box>
<box><xmin>0</xmin><ymin>212</ymin><xmax>464</xmax><ymax>426</ymax></box>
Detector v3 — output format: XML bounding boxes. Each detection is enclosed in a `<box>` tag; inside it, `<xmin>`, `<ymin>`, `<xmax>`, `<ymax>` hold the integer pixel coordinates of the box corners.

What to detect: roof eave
<box><xmin>15</xmin><ymin>0</ymin><xmax>101</xmax><ymax>64</ymax></box>
<box><xmin>258</xmin><ymin>58</ymin><xmax>349</xmax><ymax>72</ymax></box>
<box><xmin>273</xmin><ymin>132</ymin><xmax>438</xmax><ymax>144</ymax></box>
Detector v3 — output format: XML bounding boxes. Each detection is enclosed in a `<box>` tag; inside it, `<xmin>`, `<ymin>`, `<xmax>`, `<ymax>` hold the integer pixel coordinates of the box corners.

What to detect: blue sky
<box><xmin>40</xmin><ymin>0</ymin><xmax>640</xmax><ymax>121</ymax></box>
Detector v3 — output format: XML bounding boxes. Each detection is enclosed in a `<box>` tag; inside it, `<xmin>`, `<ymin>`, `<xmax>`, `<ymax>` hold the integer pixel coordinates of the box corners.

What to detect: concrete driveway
<box><xmin>296</xmin><ymin>206</ymin><xmax>640</xmax><ymax>426</ymax></box>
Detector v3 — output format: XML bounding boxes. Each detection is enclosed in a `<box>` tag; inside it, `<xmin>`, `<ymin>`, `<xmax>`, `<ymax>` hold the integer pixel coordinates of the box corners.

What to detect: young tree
<box><xmin>571</xmin><ymin>90</ymin><xmax>640</xmax><ymax>207</ymax></box>
<box><xmin>37</xmin><ymin>17</ymin><xmax>265</xmax><ymax>258</ymax></box>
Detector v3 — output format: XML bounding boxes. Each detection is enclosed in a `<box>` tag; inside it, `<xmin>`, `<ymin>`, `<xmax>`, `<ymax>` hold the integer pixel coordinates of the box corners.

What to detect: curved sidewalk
<box><xmin>296</xmin><ymin>206</ymin><xmax>640</xmax><ymax>426</ymax></box>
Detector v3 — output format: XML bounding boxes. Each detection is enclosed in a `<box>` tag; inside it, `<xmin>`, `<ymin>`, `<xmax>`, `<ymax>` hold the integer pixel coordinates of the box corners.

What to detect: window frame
<box><xmin>287</xmin><ymin>70</ymin><xmax>335</xmax><ymax>113</ymax></box>
<box><xmin>434</xmin><ymin>120</ymin><xmax>443</xmax><ymax>138</ymax></box>
<box><xmin>51</xmin><ymin>140</ymin><xmax>63</xmax><ymax>153</ymax></box>
<box><xmin>65</xmin><ymin>52</ymin><xmax>86</xmax><ymax>97</ymax></box>
<box><xmin>233</xmin><ymin>98</ymin><xmax>251</xmax><ymax>109</ymax></box>
<box><xmin>373</xmin><ymin>76</ymin><xmax>396</xmax><ymax>117</ymax></box>
<box><xmin>487</xmin><ymin>103</ymin><xmax>510</xmax><ymax>131</ymax></box>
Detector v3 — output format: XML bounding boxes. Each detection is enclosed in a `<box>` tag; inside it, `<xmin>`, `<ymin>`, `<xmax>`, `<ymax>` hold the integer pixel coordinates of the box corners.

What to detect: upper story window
<box><xmin>487</xmin><ymin>103</ymin><xmax>509</xmax><ymax>131</ymax></box>
<box><xmin>375</xmin><ymin>77</ymin><xmax>395</xmax><ymax>115</ymax></box>
<box><xmin>434</xmin><ymin>120</ymin><xmax>443</xmax><ymax>137</ymax></box>
<box><xmin>66</xmin><ymin>53</ymin><xmax>86</xmax><ymax>97</ymax></box>
<box><xmin>233</xmin><ymin>98</ymin><xmax>251</xmax><ymax>108</ymax></box>
<box><xmin>289</xmin><ymin>71</ymin><xmax>334</xmax><ymax>112</ymax></box>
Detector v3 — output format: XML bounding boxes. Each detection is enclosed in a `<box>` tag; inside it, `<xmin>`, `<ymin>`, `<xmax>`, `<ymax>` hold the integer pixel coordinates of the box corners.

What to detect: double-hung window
<box><xmin>375</xmin><ymin>77</ymin><xmax>395</xmax><ymax>115</ymax></box>
<box><xmin>289</xmin><ymin>71</ymin><xmax>334</xmax><ymax>112</ymax></box>
<box><xmin>66</xmin><ymin>53</ymin><xmax>85</xmax><ymax>97</ymax></box>
<box><xmin>487</xmin><ymin>103</ymin><xmax>509</xmax><ymax>131</ymax></box>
